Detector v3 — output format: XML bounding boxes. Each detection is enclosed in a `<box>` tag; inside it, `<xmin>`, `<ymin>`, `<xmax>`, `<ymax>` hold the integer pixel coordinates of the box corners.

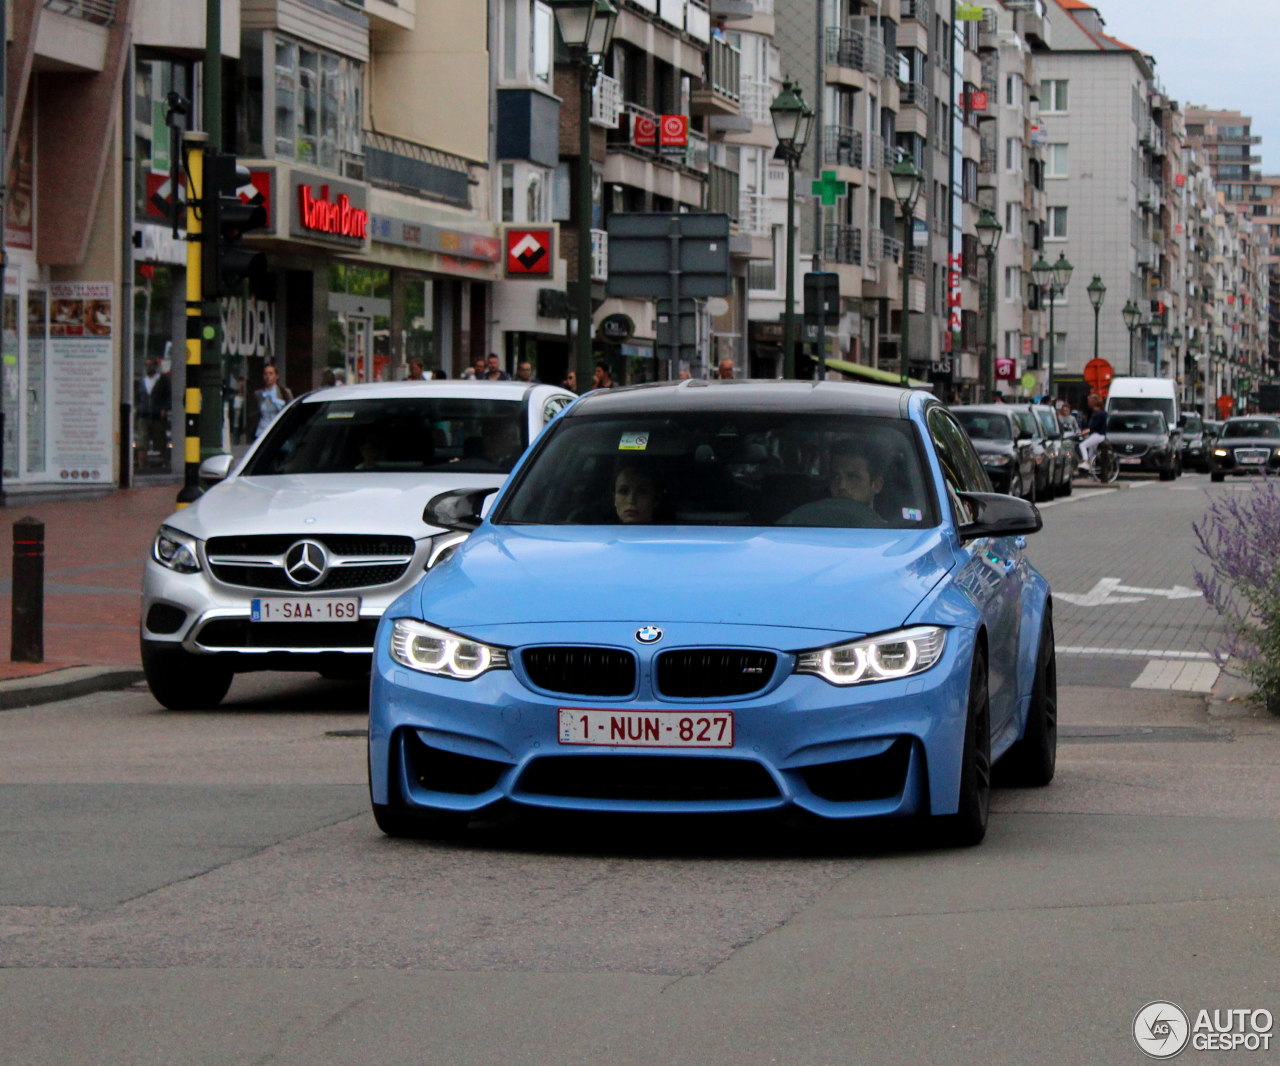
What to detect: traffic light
<box><xmin>204</xmin><ymin>152</ymin><xmax>268</xmax><ymax>298</ymax></box>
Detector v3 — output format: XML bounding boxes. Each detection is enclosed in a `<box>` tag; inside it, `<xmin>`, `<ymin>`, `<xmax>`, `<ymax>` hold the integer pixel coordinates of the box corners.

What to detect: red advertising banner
<box><xmin>995</xmin><ymin>357</ymin><xmax>1017</xmax><ymax>382</ymax></box>
<box><xmin>659</xmin><ymin>114</ymin><xmax>688</xmax><ymax>147</ymax></box>
<box><xmin>505</xmin><ymin>228</ymin><xmax>554</xmax><ymax>277</ymax></box>
<box><xmin>633</xmin><ymin>115</ymin><xmax>657</xmax><ymax>146</ymax></box>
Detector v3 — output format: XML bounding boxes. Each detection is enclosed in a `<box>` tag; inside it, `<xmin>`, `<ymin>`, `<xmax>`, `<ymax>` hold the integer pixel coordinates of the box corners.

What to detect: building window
<box><xmin>1005</xmin><ymin>137</ymin><xmax>1020</xmax><ymax>172</ymax></box>
<box><xmin>1005</xmin><ymin>74</ymin><xmax>1022</xmax><ymax>108</ymax></box>
<box><xmin>1045</xmin><ymin>143</ymin><xmax>1068</xmax><ymax>178</ymax></box>
<box><xmin>270</xmin><ymin>35</ymin><xmax>362</xmax><ymax>171</ymax></box>
<box><xmin>1004</xmin><ymin>266</ymin><xmax>1021</xmax><ymax>301</ymax></box>
<box><xmin>1040</xmin><ymin>79</ymin><xmax>1068</xmax><ymax>112</ymax></box>
<box><xmin>1046</xmin><ymin>206</ymin><xmax>1068</xmax><ymax>239</ymax></box>
<box><xmin>1004</xmin><ymin>201</ymin><xmax>1021</xmax><ymax>236</ymax></box>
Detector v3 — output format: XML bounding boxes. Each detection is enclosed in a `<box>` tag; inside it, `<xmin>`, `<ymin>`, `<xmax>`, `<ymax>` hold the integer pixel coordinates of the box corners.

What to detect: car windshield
<box><xmin>242</xmin><ymin>396</ymin><xmax>528</xmax><ymax>475</ymax></box>
<box><xmin>1183</xmin><ymin>413</ymin><xmax>1203</xmax><ymax>434</ymax></box>
<box><xmin>1033</xmin><ymin>408</ymin><xmax>1060</xmax><ymax>436</ymax></box>
<box><xmin>497</xmin><ymin>411</ymin><xmax>937</xmax><ymax>529</ymax></box>
<box><xmin>953</xmin><ymin>410</ymin><xmax>1013</xmax><ymax>441</ymax></box>
<box><xmin>1223</xmin><ymin>419</ymin><xmax>1280</xmax><ymax>440</ymax></box>
<box><xmin>1108</xmin><ymin>412</ymin><xmax>1164</xmax><ymax>434</ymax></box>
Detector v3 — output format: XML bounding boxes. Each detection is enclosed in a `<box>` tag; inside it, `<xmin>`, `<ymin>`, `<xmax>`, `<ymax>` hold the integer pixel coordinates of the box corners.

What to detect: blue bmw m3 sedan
<box><xmin>368</xmin><ymin>380</ymin><xmax>1055</xmax><ymax>846</ymax></box>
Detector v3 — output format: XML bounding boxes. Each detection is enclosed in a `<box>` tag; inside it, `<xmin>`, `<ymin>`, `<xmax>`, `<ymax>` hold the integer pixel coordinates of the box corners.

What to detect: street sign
<box><xmin>804</xmin><ymin>273</ymin><xmax>840</xmax><ymax>325</ymax></box>
<box><xmin>504</xmin><ymin>227</ymin><xmax>555</xmax><ymax>277</ymax></box>
<box><xmin>1083</xmin><ymin>357</ymin><xmax>1113</xmax><ymax>394</ymax></box>
<box><xmin>605</xmin><ymin>213</ymin><xmax>731</xmax><ymax>299</ymax></box>
<box><xmin>995</xmin><ymin>357</ymin><xmax>1016</xmax><ymax>382</ymax></box>
<box><xmin>659</xmin><ymin>115</ymin><xmax>688</xmax><ymax>147</ymax></box>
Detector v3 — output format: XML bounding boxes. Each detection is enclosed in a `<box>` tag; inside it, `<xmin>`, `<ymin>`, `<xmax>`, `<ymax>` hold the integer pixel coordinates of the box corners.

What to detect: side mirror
<box><xmin>955</xmin><ymin>491</ymin><xmax>1042</xmax><ymax>540</ymax></box>
<box><xmin>198</xmin><ymin>453</ymin><xmax>235</xmax><ymax>485</ymax></box>
<box><xmin>424</xmin><ymin>487</ymin><xmax>499</xmax><ymax>532</ymax></box>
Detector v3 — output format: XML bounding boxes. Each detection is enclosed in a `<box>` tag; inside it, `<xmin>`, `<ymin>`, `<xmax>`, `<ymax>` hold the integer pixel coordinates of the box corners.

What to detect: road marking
<box><xmin>1059</xmin><ymin>645</ymin><xmax>1215</xmax><ymax>660</ymax></box>
<box><xmin>1055</xmin><ymin>577</ymin><xmax>1201</xmax><ymax>607</ymax></box>
<box><xmin>1036</xmin><ymin>488</ymin><xmax>1115</xmax><ymax>509</ymax></box>
<box><xmin>1131</xmin><ymin>659</ymin><xmax>1220</xmax><ymax>692</ymax></box>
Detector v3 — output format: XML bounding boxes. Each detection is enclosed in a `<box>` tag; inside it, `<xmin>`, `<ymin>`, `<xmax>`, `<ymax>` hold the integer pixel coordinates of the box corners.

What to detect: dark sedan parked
<box><xmin>1107</xmin><ymin>411</ymin><xmax>1177</xmax><ymax>480</ymax></box>
<box><xmin>1026</xmin><ymin>404</ymin><xmax>1073</xmax><ymax>498</ymax></box>
<box><xmin>951</xmin><ymin>405</ymin><xmax>1037</xmax><ymax>499</ymax></box>
<box><xmin>1180</xmin><ymin>412</ymin><xmax>1209</xmax><ymax>473</ymax></box>
<box><xmin>1208</xmin><ymin>415</ymin><xmax>1280</xmax><ymax>481</ymax></box>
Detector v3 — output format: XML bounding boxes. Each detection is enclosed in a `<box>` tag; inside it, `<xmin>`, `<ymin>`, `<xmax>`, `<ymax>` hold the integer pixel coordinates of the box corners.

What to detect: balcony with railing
<box><xmin>824</xmin><ymin>125</ymin><xmax>864</xmax><ymax>170</ymax></box>
<box><xmin>591</xmin><ymin>229</ymin><xmax>609</xmax><ymax>282</ymax></box>
<box><xmin>747</xmin><ymin>259</ymin><xmax>777</xmax><ymax>291</ymax></box>
<box><xmin>738</xmin><ymin>192</ymin><xmax>769</xmax><ymax>236</ymax></box>
<box><xmin>592</xmin><ymin>74</ymin><xmax>623</xmax><ymax>128</ymax></box>
<box><xmin>693</xmin><ymin>37</ymin><xmax>742</xmax><ymax>116</ymax></box>
<box><xmin>43</xmin><ymin>0</ymin><xmax>116</xmax><ymax>24</ymax></box>
<box><xmin>363</xmin><ymin>129</ymin><xmax>471</xmax><ymax>207</ymax></box>
<box><xmin>708</xmin><ymin>163</ymin><xmax>740</xmax><ymax>219</ymax></box>
<box><xmin>826</xmin><ymin>27</ymin><xmax>888</xmax><ymax>80</ymax></box>
<box><xmin>825</xmin><ymin>224</ymin><xmax>863</xmax><ymax>266</ymax></box>
<box><xmin>740</xmin><ymin>77</ymin><xmax>773</xmax><ymax>125</ymax></box>
<box><xmin>900</xmin><ymin>81</ymin><xmax>930</xmax><ymax>109</ymax></box>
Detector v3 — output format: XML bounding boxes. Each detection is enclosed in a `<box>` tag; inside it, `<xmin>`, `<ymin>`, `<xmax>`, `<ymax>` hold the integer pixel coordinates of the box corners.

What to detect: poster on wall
<box><xmin>47</xmin><ymin>282</ymin><xmax>114</xmax><ymax>483</ymax></box>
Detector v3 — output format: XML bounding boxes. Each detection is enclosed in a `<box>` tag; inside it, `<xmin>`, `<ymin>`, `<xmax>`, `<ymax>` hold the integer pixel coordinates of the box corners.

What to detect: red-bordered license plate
<box><xmin>558</xmin><ymin>708</ymin><xmax>734</xmax><ymax>748</ymax></box>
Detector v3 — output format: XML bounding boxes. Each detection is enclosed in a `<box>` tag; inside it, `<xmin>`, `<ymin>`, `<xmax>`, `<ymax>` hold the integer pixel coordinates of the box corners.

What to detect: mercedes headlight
<box><xmin>389</xmin><ymin>619</ymin><xmax>508</xmax><ymax>679</ymax></box>
<box><xmin>795</xmin><ymin>626</ymin><xmax>946</xmax><ymax>686</ymax></box>
<box><xmin>152</xmin><ymin>525</ymin><xmax>201</xmax><ymax>574</ymax></box>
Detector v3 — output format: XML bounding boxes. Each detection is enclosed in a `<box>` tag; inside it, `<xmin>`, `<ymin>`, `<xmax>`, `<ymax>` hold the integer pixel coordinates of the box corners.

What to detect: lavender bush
<box><xmin>1193</xmin><ymin>477</ymin><xmax>1280</xmax><ymax>714</ymax></box>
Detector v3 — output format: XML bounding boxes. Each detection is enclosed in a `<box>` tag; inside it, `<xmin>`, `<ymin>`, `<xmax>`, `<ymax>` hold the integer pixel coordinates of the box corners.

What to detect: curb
<box><xmin>0</xmin><ymin>666</ymin><xmax>146</xmax><ymax>711</ymax></box>
<box><xmin>1205</xmin><ymin>658</ymin><xmax>1274</xmax><ymax>720</ymax></box>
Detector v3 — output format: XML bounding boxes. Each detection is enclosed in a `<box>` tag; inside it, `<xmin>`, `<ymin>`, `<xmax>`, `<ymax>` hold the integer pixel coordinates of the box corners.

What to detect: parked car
<box><xmin>141</xmin><ymin>380</ymin><xmax>577</xmax><ymax>710</ymax></box>
<box><xmin>369</xmin><ymin>381</ymin><xmax>1055</xmax><ymax>847</ymax></box>
<box><xmin>951</xmin><ymin>405</ymin><xmax>1037</xmax><ymax>500</ymax></box>
<box><xmin>1179</xmin><ymin>411</ymin><xmax>1209</xmax><ymax>473</ymax></box>
<box><xmin>1008</xmin><ymin>405</ymin><xmax>1055</xmax><ymax>500</ymax></box>
<box><xmin>1208</xmin><ymin>415</ymin><xmax>1280</xmax><ymax>482</ymax></box>
<box><xmin>1026</xmin><ymin>403</ymin><xmax>1074</xmax><ymax>497</ymax></box>
<box><xmin>1106</xmin><ymin>410</ymin><xmax>1178</xmax><ymax>480</ymax></box>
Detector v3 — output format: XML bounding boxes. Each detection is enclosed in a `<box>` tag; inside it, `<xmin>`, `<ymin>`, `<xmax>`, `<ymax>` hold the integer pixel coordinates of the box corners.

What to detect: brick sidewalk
<box><xmin>0</xmin><ymin>484</ymin><xmax>182</xmax><ymax>679</ymax></box>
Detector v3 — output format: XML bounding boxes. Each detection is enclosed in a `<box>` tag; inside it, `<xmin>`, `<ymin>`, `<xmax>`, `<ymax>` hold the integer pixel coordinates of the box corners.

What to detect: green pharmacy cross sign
<box><xmin>811</xmin><ymin>170</ymin><xmax>849</xmax><ymax>206</ymax></box>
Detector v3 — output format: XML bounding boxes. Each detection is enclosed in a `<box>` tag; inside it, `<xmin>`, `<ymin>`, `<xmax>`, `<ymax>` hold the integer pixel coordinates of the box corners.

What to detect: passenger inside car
<box><xmin>614</xmin><ymin>464</ymin><xmax>662</xmax><ymax>523</ymax></box>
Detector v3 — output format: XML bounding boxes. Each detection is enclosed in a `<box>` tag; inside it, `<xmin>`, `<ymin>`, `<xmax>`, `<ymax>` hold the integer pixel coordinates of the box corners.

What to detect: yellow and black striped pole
<box><xmin>176</xmin><ymin>132</ymin><xmax>207</xmax><ymax>507</ymax></box>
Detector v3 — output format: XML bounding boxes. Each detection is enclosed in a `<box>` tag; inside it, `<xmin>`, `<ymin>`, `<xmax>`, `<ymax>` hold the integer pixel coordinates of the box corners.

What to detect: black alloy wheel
<box><xmin>933</xmin><ymin>647</ymin><xmax>992</xmax><ymax>847</ymax></box>
<box><xmin>995</xmin><ymin>613</ymin><xmax>1057</xmax><ymax>787</ymax></box>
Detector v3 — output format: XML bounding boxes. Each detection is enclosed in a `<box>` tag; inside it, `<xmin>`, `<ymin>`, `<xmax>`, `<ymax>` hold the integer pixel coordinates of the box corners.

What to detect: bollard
<box><xmin>11</xmin><ymin>517</ymin><xmax>44</xmax><ymax>663</ymax></box>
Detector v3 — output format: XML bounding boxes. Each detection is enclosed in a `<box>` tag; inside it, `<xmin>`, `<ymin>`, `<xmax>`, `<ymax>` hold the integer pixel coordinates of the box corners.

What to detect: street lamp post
<box><xmin>770</xmin><ymin>81</ymin><xmax>814</xmax><ymax>379</ymax></box>
<box><xmin>975</xmin><ymin>209</ymin><xmax>1003</xmax><ymax>402</ymax></box>
<box><xmin>1087</xmin><ymin>275</ymin><xmax>1106</xmax><ymax>382</ymax></box>
<box><xmin>1122</xmin><ymin>300</ymin><xmax>1141</xmax><ymax>377</ymax></box>
<box><xmin>549</xmin><ymin>0</ymin><xmax>618</xmax><ymax>392</ymax></box>
<box><xmin>890</xmin><ymin>156</ymin><xmax>923</xmax><ymax>388</ymax></box>
<box><xmin>1032</xmin><ymin>252</ymin><xmax>1073</xmax><ymax>401</ymax></box>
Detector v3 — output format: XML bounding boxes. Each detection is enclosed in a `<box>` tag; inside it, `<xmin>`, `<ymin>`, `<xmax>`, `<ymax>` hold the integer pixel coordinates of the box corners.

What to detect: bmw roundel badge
<box><xmin>635</xmin><ymin>625</ymin><xmax>663</xmax><ymax>645</ymax></box>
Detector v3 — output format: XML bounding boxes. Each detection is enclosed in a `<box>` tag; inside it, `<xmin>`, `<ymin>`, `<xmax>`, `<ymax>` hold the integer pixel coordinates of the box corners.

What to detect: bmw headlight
<box><xmin>389</xmin><ymin>619</ymin><xmax>508</xmax><ymax>679</ymax></box>
<box><xmin>795</xmin><ymin>626</ymin><xmax>946</xmax><ymax>686</ymax></box>
<box><xmin>152</xmin><ymin>525</ymin><xmax>201</xmax><ymax>574</ymax></box>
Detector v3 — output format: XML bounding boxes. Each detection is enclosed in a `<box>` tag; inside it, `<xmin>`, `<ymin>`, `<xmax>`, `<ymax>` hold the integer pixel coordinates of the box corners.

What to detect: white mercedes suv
<box><xmin>141</xmin><ymin>380</ymin><xmax>576</xmax><ymax>709</ymax></box>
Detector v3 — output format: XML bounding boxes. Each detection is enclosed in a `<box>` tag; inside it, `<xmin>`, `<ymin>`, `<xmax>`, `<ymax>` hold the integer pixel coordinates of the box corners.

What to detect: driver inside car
<box><xmin>779</xmin><ymin>439</ymin><xmax>889</xmax><ymax>528</ymax></box>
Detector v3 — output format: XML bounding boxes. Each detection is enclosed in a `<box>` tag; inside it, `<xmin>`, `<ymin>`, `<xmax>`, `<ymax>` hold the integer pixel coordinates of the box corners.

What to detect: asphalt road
<box><xmin>2</xmin><ymin>472</ymin><xmax>1278</xmax><ymax>1066</ymax></box>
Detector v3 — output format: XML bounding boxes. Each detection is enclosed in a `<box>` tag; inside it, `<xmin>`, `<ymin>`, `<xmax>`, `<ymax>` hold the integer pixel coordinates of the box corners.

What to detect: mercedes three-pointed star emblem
<box><xmin>284</xmin><ymin>539</ymin><xmax>329</xmax><ymax>588</ymax></box>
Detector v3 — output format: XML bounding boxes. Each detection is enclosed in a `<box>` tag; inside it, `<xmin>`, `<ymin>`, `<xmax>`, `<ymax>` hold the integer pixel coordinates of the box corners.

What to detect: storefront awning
<box><xmin>820</xmin><ymin>358</ymin><xmax>933</xmax><ymax>390</ymax></box>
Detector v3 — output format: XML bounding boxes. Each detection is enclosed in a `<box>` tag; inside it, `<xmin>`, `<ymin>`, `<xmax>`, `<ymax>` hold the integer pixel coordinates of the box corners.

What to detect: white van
<box><xmin>1104</xmin><ymin>377</ymin><xmax>1182</xmax><ymax>474</ymax></box>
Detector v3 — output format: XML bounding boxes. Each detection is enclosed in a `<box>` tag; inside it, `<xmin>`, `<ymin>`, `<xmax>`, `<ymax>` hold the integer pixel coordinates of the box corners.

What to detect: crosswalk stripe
<box><xmin>1131</xmin><ymin>659</ymin><xmax>1220</xmax><ymax>692</ymax></box>
<box><xmin>1059</xmin><ymin>645</ymin><xmax>1215</xmax><ymax>660</ymax></box>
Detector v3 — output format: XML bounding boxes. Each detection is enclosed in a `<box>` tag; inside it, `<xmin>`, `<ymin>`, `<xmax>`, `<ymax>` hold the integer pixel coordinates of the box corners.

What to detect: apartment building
<box><xmin>764</xmin><ymin>0</ymin><xmax>984</xmax><ymax>394</ymax></box>
<box><xmin>1184</xmin><ymin>106</ymin><xmax>1279</xmax><ymax>381</ymax></box>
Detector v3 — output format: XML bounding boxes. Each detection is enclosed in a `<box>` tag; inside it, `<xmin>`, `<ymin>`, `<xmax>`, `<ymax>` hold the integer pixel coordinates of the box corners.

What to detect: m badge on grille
<box><xmin>635</xmin><ymin>625</ymin><xmax>663</xmax><ymax>644</ymax></box>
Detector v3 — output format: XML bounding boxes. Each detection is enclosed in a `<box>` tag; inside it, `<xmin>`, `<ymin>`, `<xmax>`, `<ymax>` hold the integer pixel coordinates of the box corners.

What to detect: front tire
<box><xmin>997</xmin><ymin>614</ymin><xmax>1057</xmax><ymax>787</ymax></box>
<box><xmin>142</xmin><ymin>643</ymin><xmax>234</xmax><ymax>710</ymax></box>
<box><xmin>934</xmin><ymin>647</ymin><xmax>991</xmax><ymax>847</ymax></box>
